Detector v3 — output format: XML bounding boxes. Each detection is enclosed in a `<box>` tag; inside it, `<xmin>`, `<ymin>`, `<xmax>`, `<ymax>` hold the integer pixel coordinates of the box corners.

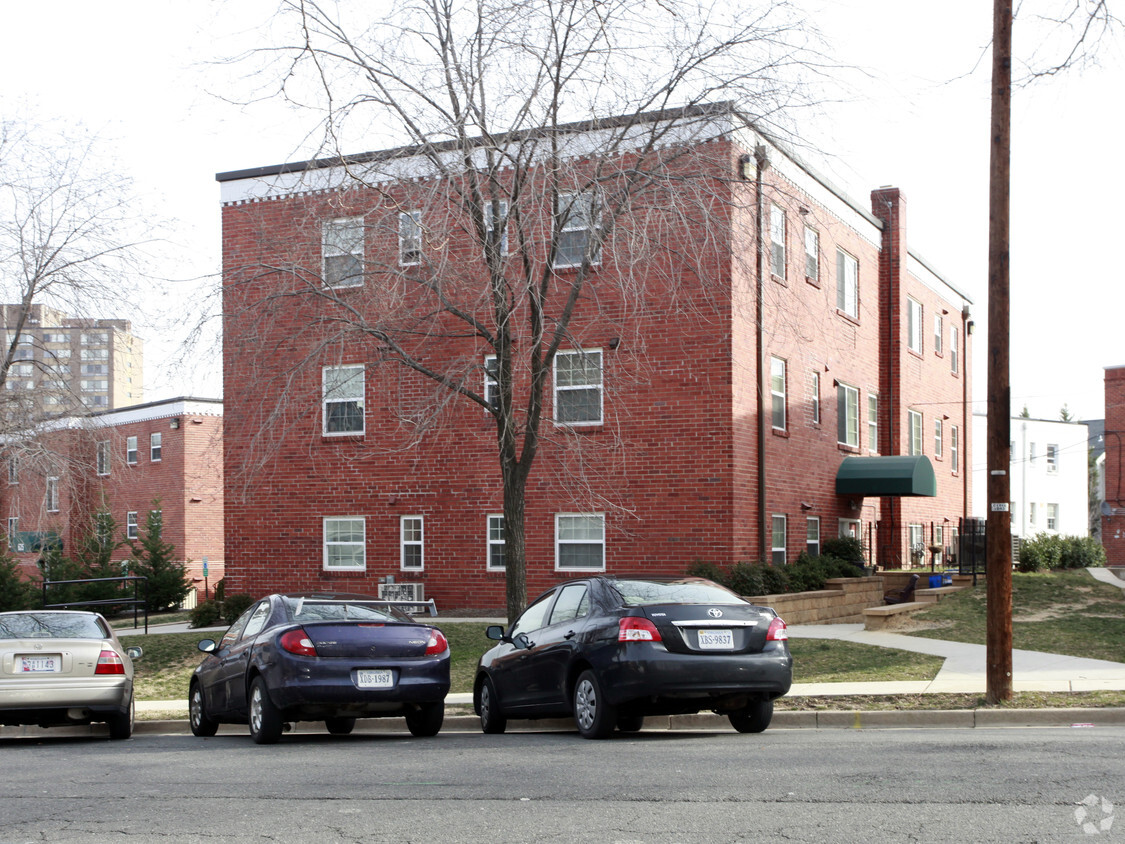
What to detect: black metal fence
<box><xmin>41</xmin><ymin>575</ymin><xmax>150</xmax><ymax>633</ymax></box>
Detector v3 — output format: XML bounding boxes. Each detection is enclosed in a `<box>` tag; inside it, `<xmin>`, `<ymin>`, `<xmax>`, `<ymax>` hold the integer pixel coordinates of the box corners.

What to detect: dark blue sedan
<box><xmin>474</xmin><ymin>576</ymin><xmax>792</xmax><ymax>738</ymax></box>
<box><xmin>190</xmin><ymin>593</ymin><xmax>450</xmax><ymax>743</ymax></box>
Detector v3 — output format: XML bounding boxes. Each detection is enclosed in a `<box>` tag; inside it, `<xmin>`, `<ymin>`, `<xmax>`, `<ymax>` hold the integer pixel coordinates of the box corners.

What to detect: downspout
<box><xmin>963</xmin><ymin>306</ymin><xmax>972</xmax><ymax>525</ymax></box>
<box><xmin>755</xmin><ymin>144</ymin><xmax>771</xmax><ymax>564</ymax></box>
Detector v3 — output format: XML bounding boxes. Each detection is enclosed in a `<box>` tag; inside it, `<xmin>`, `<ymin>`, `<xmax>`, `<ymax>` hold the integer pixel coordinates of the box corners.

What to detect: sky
<box><xmin>0</xmin><ymin>0</ymin><xmax>1121</xmax><ymax>422</ymax></box>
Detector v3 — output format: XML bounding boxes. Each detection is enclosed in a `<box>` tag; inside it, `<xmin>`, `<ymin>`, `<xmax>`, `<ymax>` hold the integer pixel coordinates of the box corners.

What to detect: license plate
<box><xmin>697</xmin><ymin>630</ymin><xmax>734</xmax><ymax>650</ymax></box>
<box><xmin>20</xmin><ymin>655</ymin><xmax>61</xmax><ymax>673</ymax></box>
<box><xmin>356</xmin><ymin>669</ymin><xmax>394</xmax><ymax>689</ymax></box>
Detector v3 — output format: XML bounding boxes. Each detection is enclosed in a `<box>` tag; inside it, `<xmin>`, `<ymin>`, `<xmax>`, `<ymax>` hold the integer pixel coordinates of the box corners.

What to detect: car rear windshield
<box><xmin>611</xmin><ymin>579</ymin><xmax>748</xmax><ymax>607</ymax></box>
<box><xmin>282</xmin><ymin>598</ymin><xmax>410</xmax><ymax>623</ymax></box>
<box><xmin>0</xmin><ymin>612</ymin><xmax>109</xmax><ymax>640</ymax></box>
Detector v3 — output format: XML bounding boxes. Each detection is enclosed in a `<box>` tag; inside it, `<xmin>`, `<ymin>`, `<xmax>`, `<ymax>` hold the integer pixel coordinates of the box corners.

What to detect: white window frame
<box><xmin>907</xmin><ymin>297</ymin><xmax>923</xmax><ymax>354</ymax></box>
<box><xmin>8</xmin><ymin>456</ymin><xmax>17</xmax><ymax>485</ymax></box>
<box><xmin>809</xmin><ymin>371</ymin><xmax>820</xmax><ymax>424</ymax></box>
<box><xmin>1046</xmin><ymin>503</ymin><xmax>1059</xmax><ymax>531</ymax></box>
<box><xmin>150</xmin><ymin>432</ymin><xmax>162</xmax><ymax>462</ymax></box>
<box><xmin>485</xmin><ymin>199</ymin><xmax>509</xmax><ymax>256</ymax></box>
<box><xmin>770</xmin><ymin>357</ymin><xmax>786</xmax><ymax>431</ymax></box>
<box><xmin>126</xmin><ymin>511</ymin><xmax>138</xmax><ymax>540</ymax></box>
<box><xmin>771</xmin><ymin>515</ymin><xmax>787</xmax><ymax>566</ymax></box>
<box><xmin>1046</xmin><ymin>444</ymin><xmax>1058</xmax><ymax>474</ymax></box>
<box><xmin>483</xmin><ymin>355</ymin><xmax>500</xmax><ymax>411</ymax></box>
<box><xmin>867</xmin><ymin>393</ymin><xmax>879</xmax><ymax>454</ymax></box>
<box><xmin>934</xmin><ymin>314</ymin><xmax>943</xmax><ymax>355</ymax></box>
<box><xmin>400</xmin><ymin>515</ymin><xmax>424</xmax><ymax>571</ymax></box>
<box><xmin>951</xmin><ymin>425</ymin><xmax>960</xmax><ymax>473</ymax></box>
<box><xmin>322</xmin><ymin>217</ymin><xmax>365</xmax><ymax>289</ymax></box>
<box><xmin>908</xmin><ymin>523</ymin><xmax>924</xmax><ymax>560</ymax></box>
<box><xmin>399</xmin><ymin>210</ymin><xmax>422</xmax><ymax>267</ymax></box>
<box><xmin>804</xmin><ymin>226</ymin><xmax>819</xmax><ymax>283</ymax></box>
<box><xmin>7</xmin><ymin>517</ymin><xmax>18</xmax><ymax>552</ymax></box>
<box><xmin>555</xmin><ymin>513</ymin><xmax>606</xmax><ymax>572</ymax></box>
<box><xmin>837</xmin><ymin>383</ymin><xmax>859</xmax><ymax>448</ymax></box>
<box><xmin>1029</xmin><ymin>501</ymin><xmax>1037</xmax><ymax>526</ymax></box>
<box><xmin>908</xmin><ymin>410</ymin><xmax>924</xmax><ymax>456</ymax></box>
<box><xmin>836</xmin><ymin>248</ymin><xmax>859</xmax><ymax>318</ymax></box>
<box><xmin>806</xmin><ymin>516</ymin><xmax>820</xmax><ymax>557</ymax></box>
<box><xmin>950</xmin><ymin>326</ymin><xmax>960</xmax><ymax>374</ymax></box>
<box><xmin>934</xmin><ymin>419</ymin><xmax>943</xmax><ymax>459</ymax></box>
<box><xmin>770</xmin><ymin>204</ymin><xmax>786</xmax><ymax>279</ymax></box>
<box><xmin>323</xmin><ymin>517</ymin><xmax>366</xmax><ymax>571</ymax></box>
<box><xmin>554</xmin><ymin>191</ymin><xmax>600</xmax><ymax>269</ymax></box>
<box><xmin>553</xmin><ymin>349</ymin><xmax>603</xmax><ymax>426</ymax></box>
<box><xmin>126</xmin><ymin>436</ymin><xmax>138</xmax><ymax>465</ymax></box>
<box><xmin>322</xmin><ymin>365</ymin><xmax>365</xmax><ymax>436</ymax></box>
<box><xmin>45</xmin><ymin>477</ymin><xmax>59</xmax><ymax>513</ymax></box>
<box><xmin>96</xmin><ymin>441</ymin><xmax>110</xmax><ymax>476</ymax></box>
<box><xmin>487</xmin><ymin>514</ymin><xmax>506</xmax><ymax>571</ymax></box>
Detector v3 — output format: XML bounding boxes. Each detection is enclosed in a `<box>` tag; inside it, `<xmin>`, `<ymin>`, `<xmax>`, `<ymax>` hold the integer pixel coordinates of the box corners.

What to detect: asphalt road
<box><xmin>2</xmin><ymin>725</ymin><xmax>1123</xmax><ymax>842</ymax></box>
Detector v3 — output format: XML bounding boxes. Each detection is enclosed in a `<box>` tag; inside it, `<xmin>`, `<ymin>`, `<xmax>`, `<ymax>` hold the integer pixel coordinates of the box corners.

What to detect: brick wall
<box><xmin>1103</xmin><ymin>366</ymin><xmax>1125</xmax><ymax>564</ymax></box>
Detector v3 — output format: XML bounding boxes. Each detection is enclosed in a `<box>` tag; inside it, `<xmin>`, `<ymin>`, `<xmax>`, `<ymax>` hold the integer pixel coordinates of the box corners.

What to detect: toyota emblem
<box><xmin>707</xmin><ymin>608</ymin><xmax>723</xmax><ymax>618</ymax></box>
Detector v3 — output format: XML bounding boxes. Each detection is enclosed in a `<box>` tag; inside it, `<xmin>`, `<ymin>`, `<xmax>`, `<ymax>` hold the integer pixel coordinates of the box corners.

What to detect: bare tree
<box><xmin>228</xmin><ymin>0</ymin><xmax>823</xmax><ymax>620</ymax></box>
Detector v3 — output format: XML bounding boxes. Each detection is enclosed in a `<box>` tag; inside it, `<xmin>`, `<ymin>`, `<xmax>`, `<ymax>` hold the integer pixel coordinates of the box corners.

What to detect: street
<box><xmin>2</xmin><ymin>725</ymin><xmax>1122</xmax><ymax>842</ymax></box>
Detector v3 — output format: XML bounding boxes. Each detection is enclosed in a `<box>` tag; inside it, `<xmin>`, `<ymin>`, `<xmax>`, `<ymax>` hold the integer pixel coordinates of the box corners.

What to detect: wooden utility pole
<box><xmin>986</xmin><ymin>0</ymin><xmax>1014</xmax><ymax>704</ymax></box>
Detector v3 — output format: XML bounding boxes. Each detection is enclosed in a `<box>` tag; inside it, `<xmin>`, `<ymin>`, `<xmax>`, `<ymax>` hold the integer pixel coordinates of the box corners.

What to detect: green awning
<box><xmin>835</xmin><ymin>456</ymin><xmax>937</xmax><ymax>497</ymax></box>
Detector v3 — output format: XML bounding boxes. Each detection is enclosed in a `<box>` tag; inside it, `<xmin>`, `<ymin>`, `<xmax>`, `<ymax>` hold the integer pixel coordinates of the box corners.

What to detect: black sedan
<box><xmin>473</xmin><ymin>576</ymin><xmax>792</xmax><ymax>739</ymax></box>
<box><xmin>190</xmin><ymin>592</ymin><xmax>450</xmax><ymax>743</ymax></box>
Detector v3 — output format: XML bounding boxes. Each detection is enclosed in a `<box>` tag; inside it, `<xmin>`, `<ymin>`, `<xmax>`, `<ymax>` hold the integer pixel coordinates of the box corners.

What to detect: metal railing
<box><xmin>41</xmin><ymin>575</ymin><xmax>150</xmax><ymax>633</ymax></box>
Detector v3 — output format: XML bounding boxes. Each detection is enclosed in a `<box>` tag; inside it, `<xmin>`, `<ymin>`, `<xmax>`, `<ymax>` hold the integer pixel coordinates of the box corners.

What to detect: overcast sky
<box><xmin>1</xmin><ymin>0</ymin><xmax>1121</xmax><ymax>423</ymax></box>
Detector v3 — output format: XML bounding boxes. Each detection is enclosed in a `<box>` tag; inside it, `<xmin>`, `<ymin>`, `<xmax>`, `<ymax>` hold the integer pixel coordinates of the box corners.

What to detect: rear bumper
<box><xmin>0</xmin><ymin>678</ymin><xmax>132</xmax><ymax>726</ymax></box>
<box><xmin>265</xmin><ymin>655</ymin><xmax>450</xmax><ymax>715</ymax></box>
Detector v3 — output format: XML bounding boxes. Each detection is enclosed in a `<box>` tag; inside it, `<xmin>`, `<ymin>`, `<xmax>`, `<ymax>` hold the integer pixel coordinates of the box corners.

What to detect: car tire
<box><xmin>248</xmin><ymin>676</ymin><xmax>284</xmax><ymax>744</ymax></box>
<box><xmin>728</xmin><ymin>699</ymin><xmax>773</xmax><ymax>734</ymax></box>
<box><xmin>616</xmin><ymin>713</ymin><xmax>645</xmax><ymax>733</ymax></box>
<box><xmin>404</xmin><ymin>701</ymin><xmax>444</xmax><ymax>737</ymax></box>
<box><xmin>108</xmin><ymin>694</ymin><xmax>134</xmax><ymax>740</ymax></box>
<box><xmin>325</xmin><ymin>716</ymin><xmax>356</xmax><ymax>735</ymax></box>
<box><xmin>190</xmin><ymin>681</ymin><xmax>220</xmax><ymax>738</ymax></box>
<box><xmin>478</xmin><ymin>677</ymin><xmax>507</xmax><ymax>735</ymax></box>
<box><xmin>573</xmin><ymin>669</ymin><xmax>616</xmax><ymax>740</ymax></box>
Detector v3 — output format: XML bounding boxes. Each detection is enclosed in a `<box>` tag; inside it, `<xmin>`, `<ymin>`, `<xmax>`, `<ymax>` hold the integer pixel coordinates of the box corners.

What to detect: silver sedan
<box><xmin>0</xmin><ymin>610</ymin><xmax>142</xmax><ymax>739</ymax></box>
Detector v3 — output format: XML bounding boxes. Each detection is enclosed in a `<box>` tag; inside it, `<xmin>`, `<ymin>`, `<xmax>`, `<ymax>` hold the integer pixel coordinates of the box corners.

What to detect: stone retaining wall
<box><xmin>746</xmin><ymin>576</ymin><xmax>885</xmax><ymax>625</ymax></box>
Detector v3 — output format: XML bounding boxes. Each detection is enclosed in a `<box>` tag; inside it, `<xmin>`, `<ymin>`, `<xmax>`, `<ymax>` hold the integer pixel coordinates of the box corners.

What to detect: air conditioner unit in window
<box><xmin>378</xmin><ymin>582</ymin><xmax>426</xmax><ymax>613</ymax></box>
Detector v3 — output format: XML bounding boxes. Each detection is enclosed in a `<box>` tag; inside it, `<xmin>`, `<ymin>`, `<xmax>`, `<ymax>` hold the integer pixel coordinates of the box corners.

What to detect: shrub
<box><xmin>686</xmin><ymin>560</ymin><xmax>730</xmax><ymax>588</ymax></box>
<box><xmin>0</xmin><ymin>550</ymin><xmax>37</xmax><ymax>611</ymax></box>
<box><xmin>190</xmin><ymin>599</ymin><xmax>224</xmax><ymax>629</ymax></box>
<box><xmin>821</xmin><ymin>536</ymin><xmax>865</xmax><ymax>566</ymax></box>
<box><xmin>1018</xmin><ymin>534</ymin><xmax>1064</xmax><ymax>572</ymax></box>
<box><xmin>1059</xmin><ymin>536</ymin><xmax>1107</xmax><ymax>569</ymax></box>
<box><xmin>222</xmin><ymin>593</ymin><xmax>254</xmax><ymax>624</ymax></box>
<box><xmin>727</xmin><ymin>562</ymin><xmax>766</xmax><ymax>596</ymax></box>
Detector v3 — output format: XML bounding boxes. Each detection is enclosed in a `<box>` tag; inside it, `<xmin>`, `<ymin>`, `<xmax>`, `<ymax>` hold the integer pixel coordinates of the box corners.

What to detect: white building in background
<box><xmin>972</xmin><ymin>413</ymin><xmax>1090</xmax><ymax>538</ymax></box>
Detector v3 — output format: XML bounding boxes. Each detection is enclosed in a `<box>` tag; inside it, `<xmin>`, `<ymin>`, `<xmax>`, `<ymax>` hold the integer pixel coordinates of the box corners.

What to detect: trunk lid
<box><xmin>298</xmin><ymin>622</ymin><xmax>435</xmax><ymax>659</ymax></box>
<box><xmin>639</xmin><ymin>604</ymin><xmax>776</xmax><ymax>655</ymax></box>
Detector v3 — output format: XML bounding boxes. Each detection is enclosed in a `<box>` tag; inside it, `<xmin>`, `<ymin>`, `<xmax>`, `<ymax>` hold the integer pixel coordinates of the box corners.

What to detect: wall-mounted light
<box><xmin>738</xmin><ymin>154</ymin><xmax>755</xmax><ymax>181</ymax></box>
<box><xmin>798</xmin><ymin>206</ymin><xmax>810</xmax><ymax>216</ymax></box>
<box><xmin>170</xmin><ymin>418</ymin><xmax>180</xmax><ymax>429</ymax></box>
<box><xmin>800</xmin><ymin>502</ymin><xmax>814</xmax><ymax>511</ymax></box>
<box><xmin>967</xmin><ymin>320</ymin><xmax>975</xmax><ymax>335</ymax></box>
<box><xmin>608</xmin><ymin>336</ymin><xmax>620</xmax><ymax>350</ymax></box>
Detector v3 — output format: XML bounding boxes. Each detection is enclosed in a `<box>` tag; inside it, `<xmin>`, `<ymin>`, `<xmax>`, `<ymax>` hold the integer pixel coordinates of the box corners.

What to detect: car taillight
<box><xmin>279</xmin><ymin>628</ymin><xmax>318</xmax><ymax>656</ymax></box>
<box><xmin>766</xmin><ymin>617</ymin><xmax>788</xmax><ymax>641</ymax></box>
<box><xmin>425</xmin><ymin>629</ymin><xmax>449</xmax><ymax>656</ymax></box>
<box><xmin>618</xmin><ymin>617</ymin><xmax>662</xmax><ymax>642</ymax></box>
<box><xmin>94</xmin><ymin>650</ymin><xmax>125</xmax><ymax>675</ymax></box>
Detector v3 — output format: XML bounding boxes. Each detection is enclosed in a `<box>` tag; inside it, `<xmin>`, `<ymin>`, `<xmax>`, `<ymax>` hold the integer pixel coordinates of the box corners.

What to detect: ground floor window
<box><xmin>806</xmin><ymin>517</ymin><xmax>820</xmax><ymax>557</ymax></box>
<box><xmin>487</xmin><ymin>514</ymin><xmax>505</xmax><ymax>570</ymax></box>
<box><xmin>401</xmin><ymin>516</ymin><xmax>424</xmax><ymax>570</ymax></box>
<box><xmin>556</xmin><ymin>514</ymin><xmax>605</xmax><ymax>571</ymax></box>
<box><xmin>908</xmin><ymin>523</ymin><xmax>924</xmax><ymax>566</ymax></box>
<box><xmin>324</xmin><ymin>517</ymin><xmax>365</xmax><ymax>571</ymax></box>
<box><xmin>771</xmin><ymin>515</ymin><xmax>787</xmax><ymax>566</ymax></box>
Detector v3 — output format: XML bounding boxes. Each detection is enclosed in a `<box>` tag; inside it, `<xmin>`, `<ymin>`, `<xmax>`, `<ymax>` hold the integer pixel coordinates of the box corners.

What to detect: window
<box><xmin>770</xmin><ymin>357</ymin><xmax>786</xmax><ymax>431</ymax></box>
<box><xmin>81</xmin><ymin>349</ymin><xmax>108</xmax><ymax>361</ymax></box>
<box><xmin>485</xmin><ymin>199</ymin><xmax>509</xmax><ymax>256</ymax></box>
<box><xmin>95</xmin><ymin>513</ymin><xmax>113</xmax><ymax>546</ymax></box>
<box><xmin>8</xmin><ymin>456</ymin><xmax>17</xmax><ymax>485</ymax></box>
<box><xmin>45</xmin><ymin>478</ymin><xmax>59</xmax><ymax>513</ymax></box>
<box><xmin>1046</xmin><ymin>444</ymin><xmax>1058</xmax><ymax>473</ymax></box>
<box><xmin>323</xmin><ymin>517</ymin><xmax>365</xmax><ymax>570</ymax></box>
<box><xmin>483</xmin><ymin>355</ymin><xmax>500</xmax><ymax>411</ymax></box>
<box><xmin>934</xmin><ymin>314</ymin><xmax>943</xmax><ymax>355</ymax></box>
<box><xmin>1029</xmin><ymin>501</ymin><xmax>1037</xmax><ymax>526</ymax></box>
<box><xmin>548</xmin><ymin>583</ymin><xmax>590</xmax><ymax>626</ymax></box>
<box><xmin>487</xmin><ymin>515</ymin><xmax>505</xmax><ymax>571</ymax></box>
<box><xmin>1029</xmin><ymin>442</ymin><xmax>1037</xmax><ymax>463</ymax></box>
<box><xmin>951</xmin><ymin>425</ymin><xmax>960</xmax><ymax>473</ymax></box>
<box><xmin>81</xmin><ymin>364</ymin><xmax>107</xmax><ymax>375</ymax></box>
<box><xmin>81</xmin><ymin>380</ymin><xmax>108</xmax><ymax>392</ymax></box>
<box><xmin>126</xmin><ymin>511</ymin><xmax>138</xmax><ymax>540</ymax></box>
<box><xmin>836</xmin><ymin>249</ymin><xmax>858</xmax><ymax>318</ymax></box>
<box><xmin>323</xmin><ymin>365</ymin><xmax>365</xmax><ymax>435</ymax></box>
<box><xmin>770</xmin><ymin>204</ymin><xmax>786</xmax><ymax>278</ymax></box>
<box><xmin>150</xmin><ymin>433</ymin><xmax>162</xmax><ymax>462</ymax></box>
<box><xmin>242</xmin><ymin>602</ymin><xmax>272</xmax><ymax>640</ymax></box>
<box><xmin>126</xmin><ymin>436</ymin><xmax>138</xmax><ymax>464</ymax></box>
<box><xmin>556</xmin><ymin>514</ymin><xmax>605</xmax><ymax>571</ymax></box>
<box><xmin>553</xmin><ymin>350</ymin><xmax>602</xmax><ymax>425</ymax></box>
<box><xmin>950</xmin><ymin>326</ymin><xmax>960</xmax><ymax>374</ymax></box>
<box><xmin>809</xmin><ymin>371</ymin><xmax>820</xmax><ymax>424</ymax></box>
<box><xmin>908</xmin><ymin>410</ymin><xmax>923</xmax><ymax>456</ymax></box>
<box><xmin>7</xmin><ymin>517</ymin><xmax>17</xmax><ymax>552</ymax></box>
<box><xmin>1047</xmin><ymin>503</ymin><xmax>1059</xmax><ymax>531</ymax></box>
<box><xmin>401</xmin><ymin>516</ymin><xmax>424</xmax><ymax>571</ymax></box>
<box><xmin>96</xmin><ymin>441</ymin><xmax>110</xmax><ymax>476</ymax></box>
<box><xmin>907</xmin><ymin>297</ymin><xmax>923</xmax><ymax>353</ymax></box>
<box><xmin>80</xmin><ymin>332</ymin><xmax>108</xmax><ymax>345</ymax></box>
<box><xmin>322</xmin><ymin>218</ymin><xmax>364</xmax><ymax>286</ymax></box>
<box><xmin>837</xmin><ymin>383</ymin><xmax>858</xmax><ymax>448</ymax></box>
<box><xmin>934</xmin><ymin>419</ymin><xmax>943</xmax><ymax>459</ymax></box>
<box><xmin>867</xmin><ymin>394</ymin><xmax>879</xmax><ymax>453</ymax></box>
<box><xmin>399</xmin><ymin>211</ymin><xmax>422</xmax><ymax>266</ymax></box>
<box><xmin>804</xmin><ymin>227</ymin><xmax>819</xmax><ymax>282</ymax></box>
<box><xmin>806</xmin><ymin>517</ymin><xmax>820</xmax><ymax>557</ymax></box>
<box><xmin>908</xmin><ymin>523</ymin><xmax>924</xmax><ymax>561</ymax></box>
<box><xmin>771</xmin><ymin>515</ymin><xmax>787</xmax><ymax>566</ymax></box>
<box><xmin>555</xmin><ymin>192</ymin><xmax>600</xmax><ymax>268</ymax></box>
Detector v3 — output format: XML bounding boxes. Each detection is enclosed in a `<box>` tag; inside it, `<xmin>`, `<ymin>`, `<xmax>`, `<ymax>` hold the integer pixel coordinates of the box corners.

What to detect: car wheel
<box><xmin>190</xmin><ymin>681</ymin><xmax>220</xmax><ymax>738</ymax></box>
<box><xmin>573</xmin><ymin>669</ymin><xmax>616</xmax><ymax>740</ymax></box>
<box><xmin>404</xmin><ymin>701</ymin><xmax>443</xmax><ymax>737</ymax></box>
<box><xmin>248</xmin><ymin>676</ymin><xmax>284</xmax><ymax>744</ymax></box>
<box><xmin>478</xmin><ymin>677</ymin><xmax>507</xmax><ymax>735</ymax></box>
<box><xmin>325</xmin><ymin>716</ymin><xmax>356</xmax><ymax>736</ymax></box>
<box><xmin>108</xmin><ymin>694</ymin><xmax>134</xmax><ymax>740</ymax></box>
<box><xmin>616</xmin><ymin>713</ymin><xmax>645</xmax><ymax>733</ymax></box>
<box><xmin>728</xmin><ymin>699</ymin><xmax>774</xmax><ymax>734</ymax></box>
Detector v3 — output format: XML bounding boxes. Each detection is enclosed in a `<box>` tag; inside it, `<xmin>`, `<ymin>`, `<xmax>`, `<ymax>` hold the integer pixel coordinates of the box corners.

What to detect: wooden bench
<box><xmin>863</xmin><ymin>601</ymin><xmax>930</xmax><ymax>631</ymax></box>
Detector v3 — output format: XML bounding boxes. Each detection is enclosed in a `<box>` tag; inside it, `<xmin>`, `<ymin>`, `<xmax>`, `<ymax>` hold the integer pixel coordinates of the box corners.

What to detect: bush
<box><xmin>0</xmin><ymin>551</ymin><xmax>37</xmax><ymax>611</ymax></box>
<box><xmin>1060</xmin><ymin>536</ymin><xmax>1107</xmax><ymax>569</ymax></box>
<box><xmin>821</xmin><ymin>536</ymin><xmax>865</xmax><ymax>566</ymax></box>
<box><xmin>686</xmin><ymin>560</ymin><xmax>729</xmax><ymax>586</ymax></box>
<box><xmin>1017</xmin><ymin>533</ymin><xmax>1105</xmax><ymax>572</ymax></box>
<box><xmin>189</xmin><ymin>599</ymin><xmax>224</xmax><ymax>629</ymax></box>
<box><xmin>685</xmin><ymin>553</ymin><xmax>865</xmax><ymax>597</ymax></box>
<box><xmin>223</xmin><ymin>593</ymin><xmax>254</xmax><ymax>624</ymax></box>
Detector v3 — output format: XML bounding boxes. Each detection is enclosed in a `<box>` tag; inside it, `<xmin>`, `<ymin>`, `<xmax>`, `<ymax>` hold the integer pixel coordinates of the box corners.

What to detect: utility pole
<box><xmin>986</xmin><ymin>0</ymin><xmax>1014</xmax><ymax>704</ymax></box>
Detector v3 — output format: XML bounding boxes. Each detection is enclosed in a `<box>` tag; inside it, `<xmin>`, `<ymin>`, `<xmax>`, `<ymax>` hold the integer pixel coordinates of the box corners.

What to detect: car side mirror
<box><xmin>485</xmin><ymin>624</ymin><xmax>505</xmax><ymax>641</ymax></box>
<box><xmin>126</xmin><ymin>646</ymin><xmax>142</xmax><ymax>660</ymax></box>
<box><xmin>197</xmin><ymin>639</ymin><xmax>218</xmax><ymax>654</ymax></box>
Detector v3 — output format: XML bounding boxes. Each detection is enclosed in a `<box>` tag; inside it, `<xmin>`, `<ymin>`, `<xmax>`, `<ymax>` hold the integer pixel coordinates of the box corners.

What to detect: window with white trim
<box><xmin>485</xmin><ymin>199</ymin><xmax>509</xmax><ymax>256</ymax></box>
<box><xmin>555</xmin><ymin>192</ymin><xmax>600</xmax><ymax>268</ymax></box>
<box><xmin>867</xmin><ymin>394</ymin><xmax>879</xmax><ymax>453</ymax></box>
<box><xmin>837</xmin><ymin>383</ymin><xmax>858</xmax><ymax>448</ymax></box>
<box><xmin>804</xmin><ymin>226</ymin><xmax>819</xmax><ymax>282</ymax></box>
<box><xmin>1029</xmin><ymin>442</ymin><xmax>1037</xmax><ymax>463</ymax></box>
<box><xmin>907</xmin><ymin>297</ymin><xmax>923</xmax><ymax>353</ymax></box>
<box><xmin>770</xmin><ymin>204</ymin><xmax>786</xmax><ymax>278</ymax></box>
<box><xmin>1029</xmin><ymin>501</ymin><xmax>1037</xmax><ymax>526</ymax></box>
<box><xmin>483</xmin><ymin>355</ymin><xmax>500</xmax><ymax>411</ymax></box>
<box><xmin>126</xmin><ymin>436</ymin><xmax>138</xmax><ymax>464</ymax></box>
<box><xmin>806</xmin><ymin>517</ymin><xmax>820</xmax><ymax>557</ymax></box>
<box><xmin>934</xmin><ymin>419</ymin><xmax>943</xmax><ymax>459</ymax></box>
<box><xmin>7</xmin><ymin>517</ymin><xmax>17</xmax><ymax>552</ymax></box>
<box><xmin>323</xmin><ymin>365</ymin><xmax>365</xmax><ymax>435</ymax></box>
<box><xmin>8</xmin><ymin>456</ymin><xmax>17</xmax><ymax>485</ymax></box>
<box><xmin>771</xmin><ymin>515</ymin><xmax>787</xmax><ymax>566</ymax></box>
<box><xmin>1046</xmin><ymin>503</ymin><xmax>1059</xmax><ymax>530</ymax></box>
<box><xmin>45</xmin><ymin>477</ymin><xmax>59</xmax><ymax>513</ymax></box>
<box><xmin>150</xmin><ymin>432</ymin><xmax>162</xmax><ymax>462</ymax></box>
<box><xmin>553</xmin><ymin>350</ymin><xmax>602</xmax><ymax>425</ymax></box>
<box><xmin>934</xmin><ymin>314</ymin><xmax>943</xmax><ymax>354</ymax></box>
<box><xmin>401</xmin><ymin>516</ymin><xmax>424</xmax><ymax>571</ymax></box>
<box><xmin>556</xmin><ymin>513</ymin><xmax>605</xmax><ymax>571</ymax></box>
<box><xmin>323</xmin><ymin>517</ymin><xmax>365</xmax><ymax>570</ymax></box>
<box><xmin>836</xmin><ymin>249</ymin><xmax>858</xmax><ymax>318</ymax></box>
<box><xmin>950</xmin><ymin>326</ymin><xmax>959</xmax><ymax>374</ymax></box>
<box><xmin>126</xmin><ymin>511</ymin><xmax>138</xmax><ymax>540</ymax></box>
<box><xmin>322</xmin><ymin>217</ymin><xmax>364</xmax><ymax>288</ymax></box>
<box><xmin>908</xmin><ymin>523</ymin><xmax>924</xmax><ymax>560</ymax></box>
<box><xmin>809</xmin><ymin>371</ymin><xmax>820</xmax><ymax>424</ymax></box>
<box><xmin>951</xmin><ymin>425</ymin><xmax>960</xmax><ymax>473</ymax></box>
<box><xmin>1046</xmin><ymin>444</ymin><xmax>1058</xmax><ymax>473</ymax></box>
<box><xmin>487</xmin><ymin>514</ymin><xmax>505</xmax><ymax>570</ymax></box>
<box><xmin>399</xmin><ymin>211</ymin><xmax>422</xmax><ymax>266</ymax></box>
<box><xmin>908</xmin><ymin>410</ymin><xmax>923</xmax><ymax>456</ymax></box>
<box><xmin>770</xmin><ymin>357</ymin><xmax>786</xmax><ymax>431</ymax></box>
<box><xmin>96</xmin><ymin>441</ymin><xmax>110</xmax><ymax>476</ymax></box>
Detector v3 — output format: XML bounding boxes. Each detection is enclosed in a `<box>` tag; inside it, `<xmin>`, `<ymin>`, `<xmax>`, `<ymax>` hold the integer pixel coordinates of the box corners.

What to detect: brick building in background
<box><xmin>2</xmin><ymin>398</ymin><xmax>224</xmax><ymax>601</ymax></box>
<box><xmin>218</xmin><ymin>104</ymin><xmax>973</xmax><ymax>611</ymax></box>
<box><xmin>1103</xmin><ymin>366</ymin><xmax>1125</xmax><ymax>564</ymax></box>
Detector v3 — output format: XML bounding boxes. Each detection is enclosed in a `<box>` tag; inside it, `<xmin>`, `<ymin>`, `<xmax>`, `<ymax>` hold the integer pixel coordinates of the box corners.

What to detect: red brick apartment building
<box><xmin>218</xmin><ymin>104</ymin><xmax>973</xmax><ymax>611</ymax></box>
<box><xmin>2</xmin><ymin>398</ymin><xmax>224</xmax><ymax>601</ymax></box>
<box><xmin>1103</xmin><ymin>366</ymin><xmax>1125</xmax><ymax>564</ymax></box>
